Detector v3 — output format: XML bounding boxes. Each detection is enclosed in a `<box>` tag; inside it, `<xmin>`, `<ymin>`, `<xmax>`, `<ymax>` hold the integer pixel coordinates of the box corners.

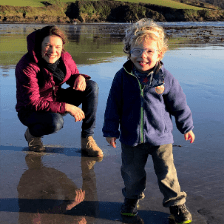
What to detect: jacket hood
<box><xmin>27</xmin><ymin>30</ymin><xmax>39</xmax><ymax>63</ymax></box>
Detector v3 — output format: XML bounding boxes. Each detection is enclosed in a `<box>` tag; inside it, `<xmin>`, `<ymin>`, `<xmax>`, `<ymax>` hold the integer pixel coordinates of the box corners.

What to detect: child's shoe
<box><xmin>139</xmin><ymin>192</ymin><xmax>145</xmax><ymax>200</ymax></box>
<box><xmin>169</xmin><ymin>204</ymin><xmax>192</xmax><ymax>224</ymax></box>
<box><xmin>121</xmin><ymin>198</ymin><xmax>139</xmax><ymax>216</ymax></box>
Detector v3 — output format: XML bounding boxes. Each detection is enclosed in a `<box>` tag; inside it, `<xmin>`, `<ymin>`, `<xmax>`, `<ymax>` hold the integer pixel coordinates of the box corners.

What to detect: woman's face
<box><xmin>41</xmin><ymin>35</ymin><xmax>63</xmax><ymax>64</ymax></box>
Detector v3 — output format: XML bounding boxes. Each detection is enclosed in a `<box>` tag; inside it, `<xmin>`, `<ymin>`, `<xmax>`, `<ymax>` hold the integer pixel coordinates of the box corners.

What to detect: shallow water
<box><xmin>1</xmin><ymin>23</ymin><xmax>224</xmax><ymax>150</ymax></box>
<box><xmin>1</xmin><ymin>23</ymin><xmax>224</xmax><ymax>223</ymax></box>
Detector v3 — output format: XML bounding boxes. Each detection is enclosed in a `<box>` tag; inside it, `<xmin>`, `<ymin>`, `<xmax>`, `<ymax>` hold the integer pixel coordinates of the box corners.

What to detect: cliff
<box><xmin>1</xmin><ymin>1</ymin><xmax>224</xmax><ymax>23</ymax></box>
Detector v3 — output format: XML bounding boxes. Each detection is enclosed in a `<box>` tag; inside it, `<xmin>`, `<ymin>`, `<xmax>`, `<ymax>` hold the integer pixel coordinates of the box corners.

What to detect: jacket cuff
<box><xmin>72</xmin><ymin>74</ymin><xmax>91</xmax><ymax>89</ymax></box>
<box><xmin>60</xmin><ymin>102</ymin><xmax>66</xmax><ymax>114</ymax></box>
<box><xmin>49</xmin><ymin>102</ymin><xmax>66</xmax><ymax>114</ymax></box>
<box><xmin>79</xmin><ymin>73</ymin><xmax>91</xmax><ymax>80</ymax></box>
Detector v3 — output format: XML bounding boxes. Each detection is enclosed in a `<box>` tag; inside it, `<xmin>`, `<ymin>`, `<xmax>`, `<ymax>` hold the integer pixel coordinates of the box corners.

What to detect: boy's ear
<box><xmin>157</xmin><ymin>50</ymin><xmax>163</xmax><ymax>61</ymax></box>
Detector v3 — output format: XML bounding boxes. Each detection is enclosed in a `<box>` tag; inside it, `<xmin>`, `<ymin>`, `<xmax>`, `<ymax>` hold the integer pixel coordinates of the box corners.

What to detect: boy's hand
<box><xmin>106</xmin><ymin>137</ymin><xmax>117</xmax><ymax>148</ymax></box>
<box><xmin>184</xmin><ymin>130</ymin><xmax>195</xmax><ymax>143</ymax></box>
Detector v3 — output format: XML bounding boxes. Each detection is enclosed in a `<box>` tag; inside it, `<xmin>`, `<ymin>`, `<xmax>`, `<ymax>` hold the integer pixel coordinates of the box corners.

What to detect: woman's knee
<box><xmin>49</xmin><ymin>113</ymin><xmax>64</xmax><ymax>133</ymax></box>
<box><xmin>86</xmin><ymin>80</ymin><xmax>99</xmax><ymax>94</ymax></box>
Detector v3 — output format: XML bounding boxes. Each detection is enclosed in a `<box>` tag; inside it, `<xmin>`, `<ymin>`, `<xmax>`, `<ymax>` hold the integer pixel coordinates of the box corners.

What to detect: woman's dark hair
<box><xmin>35</xmin><ymin>25</ymin><xmax>67</xmax><ymax>58</ymax></box>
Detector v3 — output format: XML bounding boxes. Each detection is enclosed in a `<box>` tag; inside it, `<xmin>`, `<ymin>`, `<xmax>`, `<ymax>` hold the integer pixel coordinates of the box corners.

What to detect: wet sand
<box><xmin>1</xmin><ymin>23</ymin><xmax>224</xmax><ymax>223</ymax></box>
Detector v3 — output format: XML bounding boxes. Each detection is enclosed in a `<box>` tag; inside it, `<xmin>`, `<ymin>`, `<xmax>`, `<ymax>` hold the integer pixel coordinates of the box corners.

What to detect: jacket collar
<box><xmin>123</xmin><ymin>60</ymin><xmax>134</xmax><ymax>75</ymax></box>
<box><xmin>123</xmin><ymin>60</ymin><xmax>165</xmax><ymax>87</ymax></box>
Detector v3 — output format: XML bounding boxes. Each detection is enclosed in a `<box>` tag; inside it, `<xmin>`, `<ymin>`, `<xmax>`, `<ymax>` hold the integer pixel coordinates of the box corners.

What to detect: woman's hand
<box><xmin>73</xmin><ymin>75</ymin><xmax>86</xmax><ymax>91</ymax></box>
<box><xmin>184</xmin><ymin>130</ymin><xmax>195</xmax><ymax>143</ymax></box>
<box><xmin>106</xmin><ymin>137</ymin><xmax>117</xmax><ymax>148</ymax></box>
<box><xmin>65</xmin><ymin>103</ymin><xmax>85</xmax><ymax>122</ymax></box>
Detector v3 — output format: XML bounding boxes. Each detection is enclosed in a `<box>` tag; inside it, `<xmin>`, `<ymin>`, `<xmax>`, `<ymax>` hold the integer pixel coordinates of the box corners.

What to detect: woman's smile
<box><xmin>41</xmin><ymin>35</ymin><xmax>63</xmax><ymax>64</ymax></box>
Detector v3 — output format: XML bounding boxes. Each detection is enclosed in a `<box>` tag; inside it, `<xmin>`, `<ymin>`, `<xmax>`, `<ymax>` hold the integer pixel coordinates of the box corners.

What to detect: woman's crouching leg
<box><xmin>81</xmin><ymin>80</ymin><xmax>103</xmax><ymax>157</ymax></box>
<box><xmin>81</xmin><ymin>80</ymin><xmax>99</xmax><ymax>137</ymax></box>
<box><xmin>18</xmin><ymin>110</ymin><xmax>64</xmax><ymax>152</ymax></box>
<box><xmin>19</xmin><ymin>111</ymin><xmax>64</xmax><ymax>137</ymax></box>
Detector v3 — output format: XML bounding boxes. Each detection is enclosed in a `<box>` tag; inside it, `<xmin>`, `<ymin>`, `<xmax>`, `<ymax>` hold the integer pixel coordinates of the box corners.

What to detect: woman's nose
<box><xmin>50</xmin><ymin>46</ymin><xmax>56</xmax><ymax>53</ymax></box>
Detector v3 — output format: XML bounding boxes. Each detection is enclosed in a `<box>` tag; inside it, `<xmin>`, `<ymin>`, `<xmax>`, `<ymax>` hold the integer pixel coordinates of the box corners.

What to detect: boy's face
<box><xmin>130</xmin><ymin>39</ymin><xmax>162</xmax><ymax>73</ymax></box>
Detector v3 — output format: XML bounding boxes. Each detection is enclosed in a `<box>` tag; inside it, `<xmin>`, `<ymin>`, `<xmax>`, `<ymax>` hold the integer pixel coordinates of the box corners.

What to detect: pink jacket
<box><xmin>15</xmin><ymin>30</ymin><xmax>90</xmax><ymax>114</ymax></box>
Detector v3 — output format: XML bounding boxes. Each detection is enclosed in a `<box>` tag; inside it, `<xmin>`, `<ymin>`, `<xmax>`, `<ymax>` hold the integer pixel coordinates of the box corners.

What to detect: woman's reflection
<box><xmin>17</xmin><ymin>153</ymin><xmax>101</xmax><ymax>223</ymax></box>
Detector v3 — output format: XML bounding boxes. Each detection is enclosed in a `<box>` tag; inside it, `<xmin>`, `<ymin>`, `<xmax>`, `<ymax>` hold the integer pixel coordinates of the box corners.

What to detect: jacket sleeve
<box><xmin>163</xmin><ymin>71</ymin><xmax>194</xmax><ymax>134</ymax></box>
<box><xmin>64</xmin><ymin>53</ymin><xmax>91</xmax><ymax>87</ymax></box>
<box><xmin>102</xmin><ymin>71</ymin><xmax>123</xmax><ymax>138</ymax></box>
<box><xmin>16</xmin><ymin>61</ymin><xmax>66</xmax><ymax>114</ymax></box>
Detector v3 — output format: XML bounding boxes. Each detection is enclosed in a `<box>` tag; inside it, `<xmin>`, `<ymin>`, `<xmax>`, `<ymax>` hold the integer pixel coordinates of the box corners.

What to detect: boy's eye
<box><xmin>146</xmin><ymin>50</ymin><xmax>154</xmax><ymax>54</ymax></box>
<box><xmin>131</xmin><ymin>49</ymin><xmax>142</xmax><ymax>55</ymax></box>
<box><xmin>131</xmin><ymin>48</ymin><xmax>156</xmax><ymax>56</ymax></box>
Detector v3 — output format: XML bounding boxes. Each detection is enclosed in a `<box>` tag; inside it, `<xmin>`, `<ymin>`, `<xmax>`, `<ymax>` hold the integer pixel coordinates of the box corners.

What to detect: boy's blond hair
<box><xmin>123</xmin><ymin>18</ymin><xmax>168</xmax><ymax>59</ymax></box>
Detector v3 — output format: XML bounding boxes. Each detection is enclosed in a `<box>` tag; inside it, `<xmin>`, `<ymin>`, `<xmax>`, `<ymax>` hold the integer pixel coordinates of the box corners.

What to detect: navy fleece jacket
<box><xmin>102</xmin><ymin>60</ymin><xmax>194</xmax><ymax>146</ymax></box>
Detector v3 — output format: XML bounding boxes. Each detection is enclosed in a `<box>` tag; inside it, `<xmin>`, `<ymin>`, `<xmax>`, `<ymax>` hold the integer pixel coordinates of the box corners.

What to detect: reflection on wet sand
<box><xmin>17</xmin><ymin>153</ymin><xmax>102</xmax><ymax>224</ymax></box>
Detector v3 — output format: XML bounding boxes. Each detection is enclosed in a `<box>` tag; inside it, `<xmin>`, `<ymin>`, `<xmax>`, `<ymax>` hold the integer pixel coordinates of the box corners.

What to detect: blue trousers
<box><xmin>121</xmin><ymin>143</ymin><xmax>187</xmax><ymax>207</ymax></box>
<box><xmin>18</xmin><ymin>80</ymin><xmax>99</xmax><ymax>138</ymax></box>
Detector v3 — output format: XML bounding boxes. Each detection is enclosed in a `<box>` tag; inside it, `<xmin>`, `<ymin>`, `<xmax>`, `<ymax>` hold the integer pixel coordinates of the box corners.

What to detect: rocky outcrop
<box><xmin>65</xmin><ymin>1</ymin><xmax>165</xmax><ymax>23</ymax></box>
<box><xmin>0</xmin><ymin>1</ymin><xmax>224</xmax><ymax>23</ymax></box>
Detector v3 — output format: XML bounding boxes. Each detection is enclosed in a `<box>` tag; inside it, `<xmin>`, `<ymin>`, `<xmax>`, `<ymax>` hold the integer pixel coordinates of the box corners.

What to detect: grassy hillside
<box><xmin>118</xmin><ymin>0</ymin><xmax>202</xmax><ymax>9</ymax></box>
<box><xmin>0</xmin><ymin>0</ymin><xmax>43</xmax><ymax>7</ymax></box>
<box><xmin>0</xmin><ymin>0</ymin><xmax>202</xmax><ymax>9</ymax></box>
<box><xmin>1</xmin><ymin>0</ymin><xmax>223</xmax><ymax>23</ymax></box>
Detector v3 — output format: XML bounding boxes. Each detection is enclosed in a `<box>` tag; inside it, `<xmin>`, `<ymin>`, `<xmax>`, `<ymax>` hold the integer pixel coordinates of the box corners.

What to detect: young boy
<box><xmin>102</xmin><ymin>19</ymin><xmax>195</xmax><ymax>224</ymax></box>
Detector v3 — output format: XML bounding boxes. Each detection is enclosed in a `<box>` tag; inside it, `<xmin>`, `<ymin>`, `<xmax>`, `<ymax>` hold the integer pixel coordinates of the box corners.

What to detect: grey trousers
<box><xmin>121</xmin><ymin>143</ymin><xmax>186</xmax><ymax>207</ymax></box>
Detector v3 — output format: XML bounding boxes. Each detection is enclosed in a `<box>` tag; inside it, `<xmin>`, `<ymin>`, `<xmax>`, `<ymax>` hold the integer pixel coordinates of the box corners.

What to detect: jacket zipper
<box><xmin>125</xmin><ymin>68</ymin><xmax>145</xmax><ymax>144</ymax></box>
<box><xmin>140</xmin><ymin>83</ymin><xmax>145</xmax><ymax>143</ymax></box>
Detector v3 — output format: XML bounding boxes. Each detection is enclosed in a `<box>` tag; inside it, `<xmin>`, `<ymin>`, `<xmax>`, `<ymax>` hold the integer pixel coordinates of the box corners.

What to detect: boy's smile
<box><xmin>130</xmin><ymin>39</ymin><xmax>162</xmax><ymax>73</ymax></box>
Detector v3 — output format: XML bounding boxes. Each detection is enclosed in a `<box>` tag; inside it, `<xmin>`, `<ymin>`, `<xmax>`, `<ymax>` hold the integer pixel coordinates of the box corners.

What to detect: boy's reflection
<box><xmin>17</xmin><ymin>153</ymin><xmax>101</xmax><ymax>223</ymax></box>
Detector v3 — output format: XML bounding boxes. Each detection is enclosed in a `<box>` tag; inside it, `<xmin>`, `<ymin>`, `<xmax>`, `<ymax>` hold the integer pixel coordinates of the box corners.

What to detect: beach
<box><xmin>0</xmin><ymin>22</ymin><xmax>224</xmax><ymax>223</ymax></box>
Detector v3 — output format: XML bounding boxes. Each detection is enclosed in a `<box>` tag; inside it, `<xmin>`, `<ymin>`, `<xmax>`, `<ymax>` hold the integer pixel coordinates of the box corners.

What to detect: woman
<box><xmin>15</xmin><ymin>25</ymin><xmax>103</xmax><ymax>157</ymax></box>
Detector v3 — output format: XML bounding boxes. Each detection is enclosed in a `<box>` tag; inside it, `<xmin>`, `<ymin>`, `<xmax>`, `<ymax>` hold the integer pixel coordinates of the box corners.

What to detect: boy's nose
<box><xmin>141</xmin><ymin>51</ymin><xmax>147</xmax><ymax>57</ymax></box>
